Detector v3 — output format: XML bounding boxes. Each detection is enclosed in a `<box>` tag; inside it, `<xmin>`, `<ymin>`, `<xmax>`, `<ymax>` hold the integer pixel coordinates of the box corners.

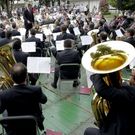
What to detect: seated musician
<box><xmin>0</xmin><ymin>63</ymin><xmax>47</xmax><ymax>135</ymax></box>
<box><xmin>51</xmin><ymin>39</ymin><xmax>81</xmax><ymax>89</ymax></box>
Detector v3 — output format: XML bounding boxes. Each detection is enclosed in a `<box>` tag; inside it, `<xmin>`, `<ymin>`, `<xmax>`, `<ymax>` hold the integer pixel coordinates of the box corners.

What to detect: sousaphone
<box><xmin>82</xmin><ymin>40</ymin><xmax>135</xmax><ymax>127</ymax></box>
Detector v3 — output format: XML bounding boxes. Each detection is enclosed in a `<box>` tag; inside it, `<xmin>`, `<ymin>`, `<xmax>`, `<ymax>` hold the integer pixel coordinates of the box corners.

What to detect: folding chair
<box><xmin>0</xmin><ymin>115</ymin><xmax>39</xmax><ymax>135</ymax></box>
<box><xmin>58</xmin><ymin>63</ymin><xmax>81</xmax><ymax>93</ymax></box>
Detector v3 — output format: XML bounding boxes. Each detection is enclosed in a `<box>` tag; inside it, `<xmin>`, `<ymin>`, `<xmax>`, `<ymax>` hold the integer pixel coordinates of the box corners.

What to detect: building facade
<box><xmin>70</xmin><ymin>0</ymin><xmax>100</xmax><ymax>12</ymax></box>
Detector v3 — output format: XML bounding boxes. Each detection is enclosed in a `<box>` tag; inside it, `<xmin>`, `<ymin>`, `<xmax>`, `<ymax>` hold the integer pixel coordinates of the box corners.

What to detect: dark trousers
<box><xmin>25</xmin><ymin>28</ymin><xmax>30</xmax><ymax>39</ymax></box>
<box><xmin>84</xmin><ymin>127</ymin><xmax>100</xmax><ymax>135</ymax></box>
<box><xmin>53</xmin><ymin>66</ymin><xmax>59</xmax><ymax>86</ymax></box>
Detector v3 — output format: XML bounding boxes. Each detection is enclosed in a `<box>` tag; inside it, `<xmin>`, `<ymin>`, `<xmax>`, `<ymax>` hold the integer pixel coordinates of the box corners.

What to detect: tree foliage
<box><xmin>99</xmin><ymin>0</ymin><xmax>109</xmax><ymax>13</ymax></box>
<box><xmin>108</xmin><ymin>0</ymin><xmax>135</xmax><ymax>10</ymax></box>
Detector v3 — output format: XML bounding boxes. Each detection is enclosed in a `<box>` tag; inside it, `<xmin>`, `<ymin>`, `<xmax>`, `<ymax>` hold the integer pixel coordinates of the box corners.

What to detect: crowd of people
<box><xmin>1</xmin><ymin>2</ymin><xmax>135</xmax><ymax>135</ymax></box>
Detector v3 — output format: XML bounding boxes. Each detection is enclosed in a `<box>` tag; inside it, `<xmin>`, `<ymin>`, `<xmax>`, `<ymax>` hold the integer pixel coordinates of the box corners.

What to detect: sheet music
<box><xmin>12</xmin><ymin>36</ymin><xmax>23</xmax><ymax>41</ymax></box>
<box><xmin>21</xmin><ymin>42</ymin><xmax>36</xmax><ymax>52</ymax></box>
<box><xmin>52</xmin><ymin>32</ymin><xmax>61</xmax><ymax>40</ymax></box>
<box><xmin>49</xmin><ymin>24</ymin><xmax>55</xmax><ymax>31</ymax></box>
<box><xmin>18</xmin><ymin>28</ymin><xmax>26</xmax><ymax>36</ymax></box>
<box><xmin>66</xmin><ymin>29</ymin><xmax>70</xmax><ymax>34</ymax></box>
<box><xmin>35</xmin><ymin>33</ymin><xmax>43</xmax><ymax>41</ymax></box>
<box><xmin>27</xmin><ymin>57</ymin><xmax>51</xmax><ymax>73</ymax></box>
<box><xmin>43</xmin><ymin>28</ymin><xmax>52</xmax><ymax>36</ymax></box>
<box><xmin>80</xmin><ymin>35</ymin><xmax>93</xmax><ymax>46</ymax></box>
<box><xmin>115</xmin><ymin>29</ymin><xmax>124</xmax><ymax>37</ymax></box>
<box><xmin>73</xmin><ymin>27</ymin><xmax>81</xmax><ymax>35</ymax></box>
<box><xmin>56</xmin><ymin>40</ymin><xmax>64</xmax><ymax>51</ymax></box>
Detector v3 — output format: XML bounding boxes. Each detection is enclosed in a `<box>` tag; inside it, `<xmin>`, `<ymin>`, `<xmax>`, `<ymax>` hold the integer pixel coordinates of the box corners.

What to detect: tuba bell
<box><xmin>0</xmin><ymin>42</ymin><xmax>16</xmax><ymax>90</ymax></box>
<box><xmin>81</xmin><ymin>41</ymin><xmax>135</xmax><ymax>127</ymax></box>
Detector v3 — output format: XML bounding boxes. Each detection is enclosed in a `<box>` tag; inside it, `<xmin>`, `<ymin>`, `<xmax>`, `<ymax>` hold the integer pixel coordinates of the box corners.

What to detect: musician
<box><xmin>0</xmin><ymin>63</ymin><xmax>47</xmax><ymax>134</ymax></box>
<box><xmin>99</xmin><ymin>31</ymin><xmax>107</xmax><ymax>43</ymax></box>
<box><xmin>13</xmin><ymin>38</ymin><xmax>29</xmax><ymax>66</ymax></box>
<box><xmin>23</xmin><ymin>3</ymin><xmax>34</xmax><ymax>39</ymax></box>
<box><xmin>124</xmin><ymin>28</ymin><xmax>135</xmax><ymax>47</ymax></box>
<box><xmin>56</xmin><ymin>24</ymin><xmax>75</xmax><ymax>41</ymax></box>
<box><xmin>129</xmin><ymin>68</ymin><xmax>135</xmax><ymax>86</ymax></box>
<box><xmin>84</xmin><ymin>71</ymin><xmax>135</xmax><ymax>135</ymax></box>
<box><xmin>11</xmin><ymin>22</ymin><xmax>21</xmax><ymax>36</ymax></box>
<box><xmin>51</xmin><ymin>39</ymin><xmax>81</xmax><ymax>89</ymax></box>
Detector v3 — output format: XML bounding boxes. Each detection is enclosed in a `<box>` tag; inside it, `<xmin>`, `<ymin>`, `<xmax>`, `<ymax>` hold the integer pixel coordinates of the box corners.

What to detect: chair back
<box><xmin>59</xmin><ymin>63</ymin><xmax>80</xmax><ymax>80</ymax></box>
<box><xmin>0</xmin><ymin>115</ymin><xmax>38</xmax><ymax>135</ymax></box>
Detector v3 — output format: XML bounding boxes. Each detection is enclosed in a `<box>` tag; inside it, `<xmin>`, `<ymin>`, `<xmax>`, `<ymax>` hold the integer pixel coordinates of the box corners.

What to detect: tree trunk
<box><xmin>5</xmin><ymin>0</ymin><xmax>12</xmax><ymax>18</ymax></box>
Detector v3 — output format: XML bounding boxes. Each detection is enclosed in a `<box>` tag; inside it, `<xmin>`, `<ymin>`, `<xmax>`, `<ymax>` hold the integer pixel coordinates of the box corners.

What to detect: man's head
<box><xmin>99</xmin><ymin>31</ymin><xmax>107</xmax><ymax>42</ymax></box>
<box><xmin>64</xmin><ymin>39</ymin><xmax>73</xmax><ymax>49</ymax></box>
<box><xmin>30</xmin><ymin>28</ymin><xmax>36</xmax><ymax>36</ymax></box>
<box><xmin>12</xmin><ymin>22</ymin><xmax>17</xmax><ymax>29</ymax></box>
<box><xmin>13</xmin><ymin>38</ymin><xmax>21</xmax><ymax>50</ymax></box>
<box><xmin>11</xmin><ymin>63</ymin><xmax>27</xmax><ymax>84</ymax></box>
<box><xmin>27</xmin><ymin>3</ymin><xmax>32</xmax><ymax>10</ymax></box>
<box><xmin>125</xmin><ymin>28</ymin><xmax>135</xmax><ymax>37</ymax></box>
<box><xmin>60</xmin><ymin>24</ymin><xmax>67</xmax><ymax>32</ymax></box>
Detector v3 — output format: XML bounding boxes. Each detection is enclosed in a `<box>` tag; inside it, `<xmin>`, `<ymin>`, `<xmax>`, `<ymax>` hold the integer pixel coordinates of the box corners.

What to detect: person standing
<box><xmin>23</xmin><ymin>3</ymin><xmax>34</xmax><ymax>39</ymax></box>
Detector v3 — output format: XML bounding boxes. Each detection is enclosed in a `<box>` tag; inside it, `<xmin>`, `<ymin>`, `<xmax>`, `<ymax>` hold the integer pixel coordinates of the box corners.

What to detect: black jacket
<box><xmin>124</xmin><ymin>37</ymin><xmax>135</xmax><ymax>47</ymax></box>
<box><xmin>23</xmin><ymin>8</ymin><xmax>34</xmax><ymax>29</ymax></box>
<box><xmin>13</xmin><ymin>50</ymin><xmax>29</xmax><ymax>66</ymax></box>
<box><xmin>11</xmin><ymin>30</ymin><xmax>21</xmax><ymax>36</ymax></box>
<box><xmin>91</xmin><ymin>74</ymin><xmax>135</xmax><ymax>135</ymax></box>
<box><xmin>56</xmin><ymin>32</ymin><xmax>75</xmax><ymax>41</ymax></box>
<box><xmin>0</xmin><ymin>84</ymin><xmax>47</xmax><ymax>131</ymax></box>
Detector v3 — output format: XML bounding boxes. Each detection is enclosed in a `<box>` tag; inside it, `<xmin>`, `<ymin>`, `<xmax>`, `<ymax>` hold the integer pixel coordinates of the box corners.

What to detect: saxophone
<box><xmin>0</xmin><ymin>42</ymin><xmax>16</xmax><ymax>90</ymax></box>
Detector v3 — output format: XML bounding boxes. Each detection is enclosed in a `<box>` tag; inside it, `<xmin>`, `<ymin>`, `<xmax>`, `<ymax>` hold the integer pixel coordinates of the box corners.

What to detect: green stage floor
<box><xmin>38</xmin><ymin>65</ymin><xmax>130</xmax><ymax>135</ymax></box>
<box><xmin>37</xmin><ymin>65</ymin><xmax>96</xmax><ymax>135</ymax></box>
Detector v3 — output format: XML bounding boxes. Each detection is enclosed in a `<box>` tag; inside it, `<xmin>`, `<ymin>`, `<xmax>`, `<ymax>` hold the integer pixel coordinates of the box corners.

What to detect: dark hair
<box><xmin>6</xmin><ymin>30</ymin><xmax>12</xmax><ymax>39</ymax></box>
<box><xmin>100</xmin><ymin>32</ymin><xmax>107</xmax><ymax>41</ymax></box>
<box><xmin>64</xmin><ymin>39</ymin><xmax>73</xmax><ymax>48</ymax></box>
<box><xmin>12</xmin><ymin>23</ymin><xmax>17</xmax><ymax>29</ymax></box>
<box><xmin>30</xmin><ymin>28</ymin><xmax>36</xmax><ymax>35</ymax></box>
<box><xmin>61</xmin><ymin>24</ymin><xmax>67</xmax><ymax>32</ymax></box>
<box><xmin>11</xmin><ymin>63</ymin><xmax>27</xmax><ymax>84</ymax></box>
<box><xmin>13</xmin><ymin>38</ymin><xmax>21</xmax><ymax>50</ymax></box>
<box><xmin>126</xmin><ymin>28</ymin><xmax>135</xmax><ymax>37</ymax></box>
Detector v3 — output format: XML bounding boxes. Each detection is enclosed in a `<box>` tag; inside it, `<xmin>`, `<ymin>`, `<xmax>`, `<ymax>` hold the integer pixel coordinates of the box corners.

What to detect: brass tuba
<box><xmin>81</xmin><ymin>41</ymin><xmax>135</xmax><ymax>128</ymax></box>
<box><xmin>91</xmin><ymin>71</ymin><xmax>122</xmax><ymax>127</ymax></box>
<box><xmin>91</xmin><ymin>31</ymin><xmax>99</xmax><ymax>46</ymax></box>
<box><xmin>0</xmin><ymin>42</ymin><xmax>16</xmax><ymax>90</ymax></box>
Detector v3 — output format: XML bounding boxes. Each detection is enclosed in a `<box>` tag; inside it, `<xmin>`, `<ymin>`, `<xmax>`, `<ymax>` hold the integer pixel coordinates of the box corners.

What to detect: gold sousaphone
<box><xmin>0</xmin><ymin>41</ymin><xmax>16</xmax><ymax>90</ymax></box>
<box><xmin>82</xmin><ymin>41</ymin><xmax>135</xmax><ymax>127</ymax></box>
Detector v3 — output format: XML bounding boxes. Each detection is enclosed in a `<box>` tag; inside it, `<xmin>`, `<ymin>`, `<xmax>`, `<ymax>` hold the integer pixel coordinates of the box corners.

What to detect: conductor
<box><xmin>23</xmin><ymin>3</ymin><xmax>34</xmax><ymax>39</ymax></box>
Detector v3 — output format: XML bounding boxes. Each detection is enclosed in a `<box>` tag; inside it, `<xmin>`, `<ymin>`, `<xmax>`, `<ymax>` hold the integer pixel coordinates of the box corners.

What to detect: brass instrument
<box><xmin>91</xmin><ymin>31</ymin><xmax>99</xmax><ymax>46</ymax></box>
<box><xmin>81</xmin><ymin>41</ymin><xmax>135</xmax><ymax>128</ymax></box>
<box><xmin>0</xmin><ymin>42</ymin><xmax>16</xmax><ymax>90</ymax></box>
<box><xmin>91</xmin><ymin>71</ymin><xmax>122</xmax><ymax>127</ymax></box>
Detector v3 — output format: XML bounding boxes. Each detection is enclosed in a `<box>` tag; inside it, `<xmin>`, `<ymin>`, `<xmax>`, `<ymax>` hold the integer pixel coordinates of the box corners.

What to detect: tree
<box><xmin>108</xmin><ymin>0</ymin><xmax>135</xmax><ymax>10</ymax></box>
<box><xmin>99</xmin><ymin>0</ymin><xmax>109</xmax><ymax>13</ymax></box>
<box><xmin>0</xmin><ymin>0</ymin><xmax>14</xmax><ymax>17</ymax></box>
